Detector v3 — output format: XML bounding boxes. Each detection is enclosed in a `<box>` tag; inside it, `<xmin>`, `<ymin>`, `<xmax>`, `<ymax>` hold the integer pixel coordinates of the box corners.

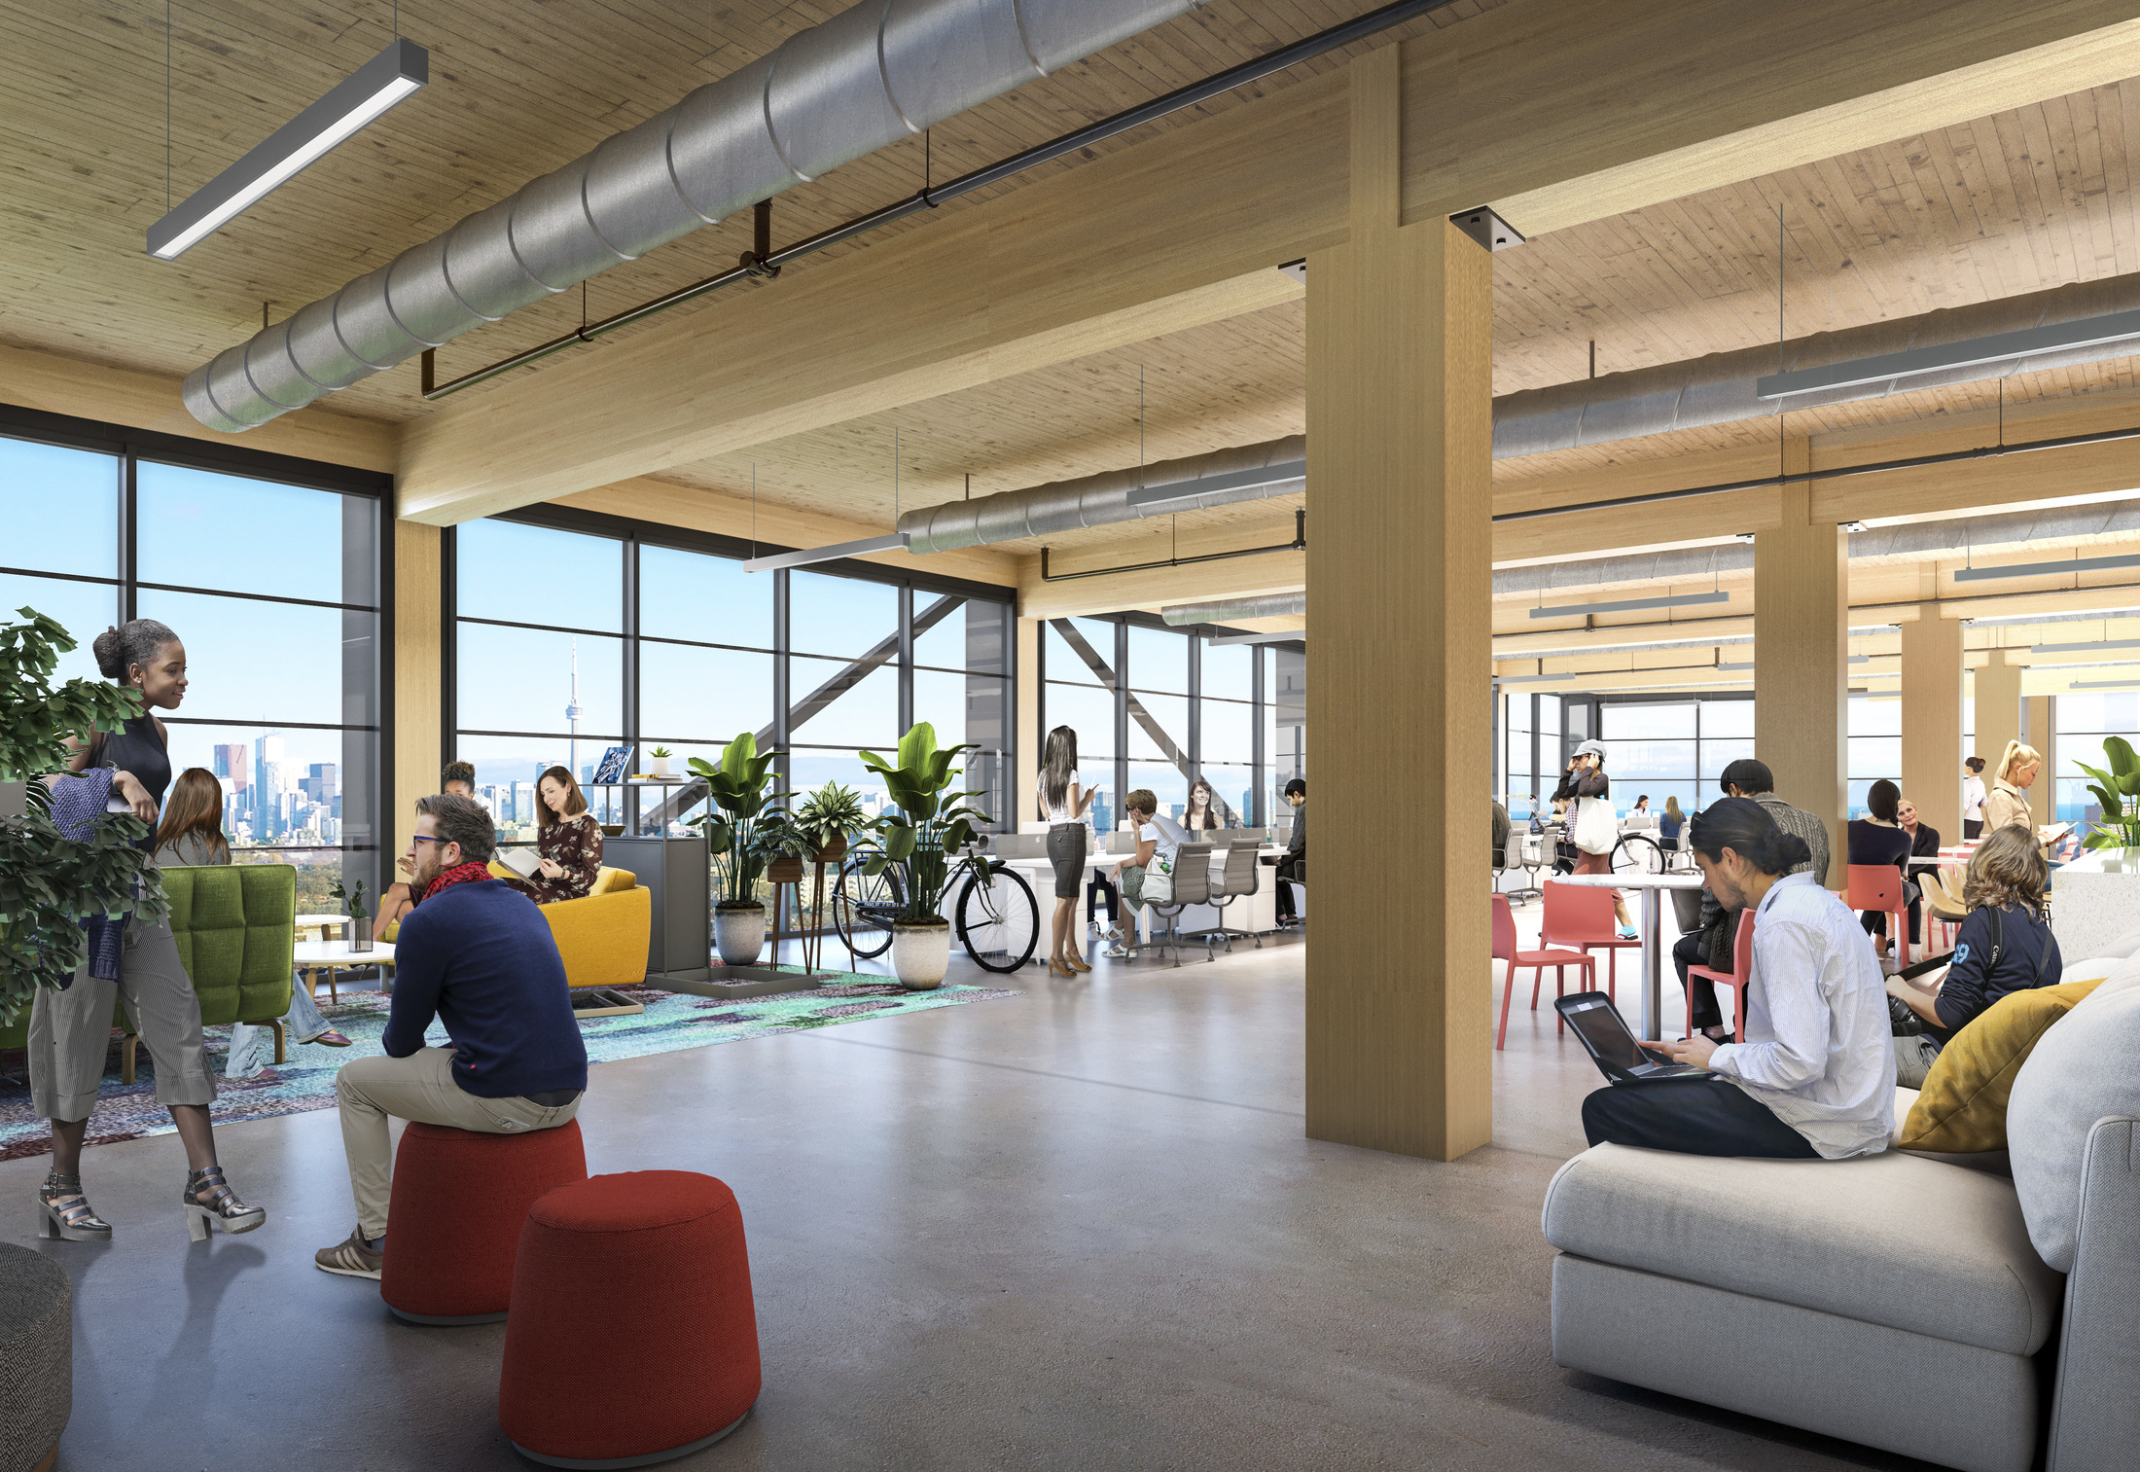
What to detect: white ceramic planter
<box><xmin>891</xmin><ymin>920</ymin><xmax>952</xmax><ymax>991</ymax></box>
<box><xmin>652</xmin><ymin>756</ymin><xmax>671</xmax><ymax>776</ymax></box>
<box><xmin>714</xmin><ymin>903</ymin><xmax>766</xmax><ymax>966</ymax></box>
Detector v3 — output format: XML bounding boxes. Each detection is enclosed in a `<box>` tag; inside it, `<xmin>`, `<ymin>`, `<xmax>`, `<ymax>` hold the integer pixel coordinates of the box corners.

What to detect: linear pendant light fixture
<box><xmin>1207</xmin><ymin>628</ymin><xmax>1306</xmax><ymax>646</ymax></box>
<box><xmin>1952</xmin><ymin>551</ymin><xmax>2140</xmax><ymax>583</ymax></box>
<box><xmin>147</xmin><ymin>38</ymin><xmax>428</xmax><ymax>260</ymax></box>
<box><xmin>2028</xmin><ymin>638</ymin><xmax>2140</xmax><ymax>656</ymax></box>
<box><xmin>1528</xmin><ymin>590</ymin><xmax>1730</xmax><ymax>620</ymax></box>
<box><xmin>741</xmin><ymin>533</ymin><xmax>907</xmax><ymax>574</ymax></box>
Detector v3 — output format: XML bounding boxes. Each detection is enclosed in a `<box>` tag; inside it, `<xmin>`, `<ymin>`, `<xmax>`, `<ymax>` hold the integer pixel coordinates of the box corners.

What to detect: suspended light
<box><xmin>1527</xmin><ymin>590</ymin><xmax>1729</xmax><ymax>620</ymax></box>
<box><xmin>148</xmin><ymin>39</ymin><xmax>428</xmax><ymax>260</ymax></box>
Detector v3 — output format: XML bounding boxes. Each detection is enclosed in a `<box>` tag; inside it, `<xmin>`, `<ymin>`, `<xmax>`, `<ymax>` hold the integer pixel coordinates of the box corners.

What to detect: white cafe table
<box><xmin>294</xmin><ymin>939</ymin><xmax>395</xmax><ymax>1002</ymax></box>
<box><xmin>1555</xmin><ymin>871</ymin><xmax>1705</xmax><ymax>1041</ymax></box>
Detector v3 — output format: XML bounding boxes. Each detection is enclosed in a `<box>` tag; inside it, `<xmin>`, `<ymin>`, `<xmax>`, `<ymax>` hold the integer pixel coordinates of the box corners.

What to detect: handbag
<box><xmin>1142</xmin><ymin>850</ymin><xmax>1176</xmax><ymax>907</ymax></box>
<box><xmin>1573</xmin><ymin>796</ymin><xmax>1618</xmax><ymax>855</ymax></box>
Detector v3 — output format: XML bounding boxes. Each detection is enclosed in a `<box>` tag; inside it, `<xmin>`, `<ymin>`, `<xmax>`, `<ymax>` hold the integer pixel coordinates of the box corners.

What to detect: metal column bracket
<box><xmin>1450</xmin><ymin>206</ymin><xmax>1524</xmax><ymax>252</ymax></box>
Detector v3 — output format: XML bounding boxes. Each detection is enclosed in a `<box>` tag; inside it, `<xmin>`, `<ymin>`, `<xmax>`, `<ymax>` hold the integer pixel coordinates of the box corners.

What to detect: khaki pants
<box><xmin>336</xmin><ymin>1047</ymin><xmax>582</xmax><ymax>1239</ymax></box>
<box><xmin>29</xmin><ymin>916</ymin><xmax>216</xmax><ymax>1122</ymax></box>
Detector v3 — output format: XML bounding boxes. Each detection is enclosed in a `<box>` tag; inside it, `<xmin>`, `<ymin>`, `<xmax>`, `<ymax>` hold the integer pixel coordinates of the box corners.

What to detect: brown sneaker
<box><xmin>315</xmin><ymin>1227</ymin><xmax>383</xmax><ymax>1279</ymax></box>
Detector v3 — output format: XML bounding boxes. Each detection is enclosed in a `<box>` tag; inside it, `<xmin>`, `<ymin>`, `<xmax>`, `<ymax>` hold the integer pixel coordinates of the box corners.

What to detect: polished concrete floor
<box><xmin>3</xmin><ymin>908</ymin><xmax>1945</xmax><ymax>1472</ymax></box>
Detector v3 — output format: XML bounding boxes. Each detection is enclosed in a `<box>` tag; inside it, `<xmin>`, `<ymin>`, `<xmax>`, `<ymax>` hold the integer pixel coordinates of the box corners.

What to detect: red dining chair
<box><xmin>1684</xmin><ymin>906</ymin><xmax>1756</xmax><ymax>1043</ymax></box>
<box><xmin>1493</xmin><ymin>892</ymin><xmax>1598</xmax><ymax>1051</ymax></box>
<box><xmin>1541</xmin><ymin>881</ymin><xmax>1633</xmax><ymax>1001</ymax></box>
<box><xmin>1844</xmin><ymin>863</ymin><xmax>1911</xmax><ymax>967</ymax></box>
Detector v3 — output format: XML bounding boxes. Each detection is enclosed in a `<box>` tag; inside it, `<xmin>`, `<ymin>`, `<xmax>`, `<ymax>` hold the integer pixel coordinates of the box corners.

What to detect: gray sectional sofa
<box><xmin>1542</xmin><ymin>952</ymin><xmax>2140</xmax><ymax>1472</ymax></box>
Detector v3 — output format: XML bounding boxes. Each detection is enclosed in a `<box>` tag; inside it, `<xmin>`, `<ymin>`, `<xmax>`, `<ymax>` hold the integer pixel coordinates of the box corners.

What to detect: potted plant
<box><xmin>0</xmin><ymin>608</ymin><xmax>163</xmax><ymax>1028</ymax></box>
<box><xmin>756</xmin><ymin>809</ymin><xmax>812</xmax><ymax>886</ymax></box>
<box><xmin>331</xmin><ymin>877</ymin><xmax>372</xmax><ymax>952</ymax></box>
<box><xmin>688</xmin><ymin>732</ymin><xmax>788</xmax><ymax>966</ymax></box>
<box><xmin>2077</xmin><ymin>736</ymin><xmax>2140</xmax><ymax>848</ymax></box>
<box><xmin>857</xmin><ymin>723</ymin><xmax>992</xmax><ymax>990</ymax></box>
<box><xmin>795</xmin><ymin>781</ymin><xmax>866</xmax><ymax>864</ymax></box>
<box><xmin>649</xmin><ymin>745</ymin><xmax>673</xmax><ymax>778</ymax></box>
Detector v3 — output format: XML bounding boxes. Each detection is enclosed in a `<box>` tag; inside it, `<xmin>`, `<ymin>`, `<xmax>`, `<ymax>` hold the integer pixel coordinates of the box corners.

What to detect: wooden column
<box><xmin>1900</xmin><ymin>605</ymin><xmax>1963</xmax><ymax>840</ymax></box>
<box><xmin>2027</xmin><ymin>694</ymin><xmax>2057</xmax><ymax>818</ymax></box>
<box><xmin>1754</xmin><ymin>460</ymin><xmax>1847</xmax><ymax>876</ymax></box>
<box><xmin>1976</xmin><ymin>658</ymin><xmax>2024</xmax><ymax>775</ymax></box>
<box><xmin>1015</xmin><ymin>616</ymin><xmax>1041</xmax><ymax>827</ymax></box>
<box><xmin>1305</xmin><ymin>45</ymin><xmax>1493</xmax><ymax>1162</ymax></box>
<box><xmin>393</xmin><ymin>520</ymin><xmax>442</xmax><ymax>862</ymax></box>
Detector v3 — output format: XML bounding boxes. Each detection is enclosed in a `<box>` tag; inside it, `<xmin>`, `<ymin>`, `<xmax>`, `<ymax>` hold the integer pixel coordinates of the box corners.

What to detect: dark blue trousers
<box><xmin>1581</xmin><ymin>1076</ymin><xmax>1818</xmax><ymax>1159</ymax></box>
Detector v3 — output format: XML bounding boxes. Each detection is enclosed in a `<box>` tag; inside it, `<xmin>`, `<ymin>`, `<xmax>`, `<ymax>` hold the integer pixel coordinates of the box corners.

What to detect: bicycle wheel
<box><xmin>1613</xmin><ymin>833</ymin><xmax>1665</xmax><ymax>875</ymax></box>
<box><xmin>956</xmin><ymin>864</ymin><xmax>1039</xmax><ymax>973</ymax></box>
<box><xmin>832</xmin><ymin>859</ymin><xmax>903</xmax><ymax>960</ymax></box>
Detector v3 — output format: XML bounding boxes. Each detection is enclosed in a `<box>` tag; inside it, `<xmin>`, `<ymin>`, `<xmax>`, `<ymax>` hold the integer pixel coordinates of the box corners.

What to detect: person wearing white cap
<box><xmin>1553</xmin><ymin>740</ymin><xmax>1637</xmax><ymax>938</ymax></box>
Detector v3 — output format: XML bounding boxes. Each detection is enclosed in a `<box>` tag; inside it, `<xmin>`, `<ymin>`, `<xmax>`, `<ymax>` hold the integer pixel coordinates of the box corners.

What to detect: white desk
<box><xmin>1556</xmin><ymin>872</ymin><xmax>1705</xmax><ymax>1040</ymax></box>
<box><xmin>998</xmin><ymin>846</ymin><xmax>1284</xmax><ymax>945</ymax></box>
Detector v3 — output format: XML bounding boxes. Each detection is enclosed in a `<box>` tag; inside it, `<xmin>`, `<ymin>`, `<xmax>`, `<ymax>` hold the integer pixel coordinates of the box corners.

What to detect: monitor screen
<box><xmin>1561</xmin><ymin>996</ymin><xmax>1647</xmax><ymax>1070</ymax></box>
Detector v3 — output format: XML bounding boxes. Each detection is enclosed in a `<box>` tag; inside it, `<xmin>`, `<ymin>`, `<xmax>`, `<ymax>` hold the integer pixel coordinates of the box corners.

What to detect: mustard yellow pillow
<box><xmin>1902</xmin><ymin>979</ymin><xmax>2103</xmax><ymax>1152</ymax></box>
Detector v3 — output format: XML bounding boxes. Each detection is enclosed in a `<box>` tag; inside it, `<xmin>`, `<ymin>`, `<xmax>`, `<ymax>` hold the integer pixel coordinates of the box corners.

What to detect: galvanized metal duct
<box><xmin>1160</xmin><ymin>591</ymin><xmax>1305</xmax><ymax>625</ymax></box>
<box><xmin>898</xmin><ymin>435</ymin><xmax>1305</xmax><ymax>553</ymax></box>
<box><xmin>182</xmin><ymin>0</ymin><xmax>1204</xmax><ymax>433</ymax></box>
<box><xmin>1491</xmin><ymin>270</ymin><xmax>2140</xmax><ymax>459</ymax></box>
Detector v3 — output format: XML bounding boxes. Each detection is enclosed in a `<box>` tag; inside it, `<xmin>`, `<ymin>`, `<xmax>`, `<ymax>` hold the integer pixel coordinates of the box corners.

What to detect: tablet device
<box><xmin>1553</xmin><ymin>991</ymin><xmax>1710</xmax><ymax>1083</ymax></box>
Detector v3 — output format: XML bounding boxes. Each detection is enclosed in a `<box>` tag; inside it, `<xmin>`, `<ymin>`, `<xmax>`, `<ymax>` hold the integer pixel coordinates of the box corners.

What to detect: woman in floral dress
<box><xmin>505</xmin><ymin>765</ymin><xmax>604</xmax><ymax>904</ymax></box>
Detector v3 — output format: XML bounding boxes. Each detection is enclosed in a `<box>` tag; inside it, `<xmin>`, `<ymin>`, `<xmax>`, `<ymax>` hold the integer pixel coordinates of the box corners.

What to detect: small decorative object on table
<box><xmin>857</xmin><ymin>723</ymin><xmax>992</xmax><ymax>990</ymax></box>
<box><xmin>331</xmin><ymin>876</ymin><xmax>373</xmax><ymax>952</ymax></box>
<box><xmin>649</xmin><ymin>745</ymin><xmax>673</xmax><ymax>777</ymax></box>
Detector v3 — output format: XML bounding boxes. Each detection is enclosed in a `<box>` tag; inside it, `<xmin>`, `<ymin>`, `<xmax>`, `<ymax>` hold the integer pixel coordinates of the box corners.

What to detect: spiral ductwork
<box><xmin>1161</xmin><ymin>591</ymin><xmax>1305</xmax><ymax>625</ymax></box>
<box><xmin>899</xmin><ymin>435</ymin><xmax>1305</xmax><ymax>553</ymax></box>
<box><xmin>182</xmin><ymin>0</ymin><xmax>1205</xmax><ymax>433</ymax></box>
<box><xmin>1491</xmin><ymin>270</ymin><xmax>2140</xmax><ymax>459</ymax></box>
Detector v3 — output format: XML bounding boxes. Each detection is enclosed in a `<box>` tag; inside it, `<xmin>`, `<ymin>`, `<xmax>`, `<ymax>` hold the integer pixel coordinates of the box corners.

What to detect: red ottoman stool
<box><xmin>500</xmin><ymin>1171</ymin><xmax>760</xmax><ymax>1466</ymax></box>
<box><xmin>380</xmin><ymin>1119</ymin><xmax>588</xmax><ymax>1325</ymax></box>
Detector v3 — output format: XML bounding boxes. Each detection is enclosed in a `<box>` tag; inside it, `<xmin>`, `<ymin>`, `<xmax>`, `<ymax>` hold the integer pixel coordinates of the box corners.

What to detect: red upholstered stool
<box><xmin>380</xmin><ymin>1118</ymin><xmax>587</xmax><ymax>1325</ymax></box>
<box><xmin>500</xmin><ymin>1171</ymin><xmax>760</xmax><ymax>1466</ymax></box>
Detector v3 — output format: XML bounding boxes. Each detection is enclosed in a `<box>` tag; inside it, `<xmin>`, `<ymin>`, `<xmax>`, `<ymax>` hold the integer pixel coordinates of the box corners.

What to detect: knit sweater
<box><xmin>382</xmin><ymin>879</ymin><xmax>588</xmax><ymax>1098</ymax></box>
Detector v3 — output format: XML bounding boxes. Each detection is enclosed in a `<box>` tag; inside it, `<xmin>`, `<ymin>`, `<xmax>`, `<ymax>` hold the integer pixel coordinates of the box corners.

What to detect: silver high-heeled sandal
<box><xmin>184</xmin><ymin>1164</ymin><xmax>266</xmax><ymax>1239</ymax></box>
<box><xmin>37</xmin><ymin>1172</ymin><xmax>113</xmax><ymax>1242</ymax></box>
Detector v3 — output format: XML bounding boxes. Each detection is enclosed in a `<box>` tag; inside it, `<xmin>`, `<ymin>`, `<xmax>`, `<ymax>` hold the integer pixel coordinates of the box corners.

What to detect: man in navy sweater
<box><xmin>316</xmin><ymin>793</ymin><xmax>588</xmax><ymax>1280</ymax></box>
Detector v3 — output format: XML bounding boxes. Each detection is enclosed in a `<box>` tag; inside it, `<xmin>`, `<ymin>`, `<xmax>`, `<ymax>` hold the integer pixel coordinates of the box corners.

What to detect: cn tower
<box><xmin>565</xmin><ymin>637</ymin><xmax>584</xmax><ymax>782</ymax></box>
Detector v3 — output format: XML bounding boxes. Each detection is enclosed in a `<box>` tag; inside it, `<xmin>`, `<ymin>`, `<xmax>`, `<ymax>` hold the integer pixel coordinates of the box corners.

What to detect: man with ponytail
<box><xmin>1582</xmin><ymin>797</ymin><xmax>1895</xmax><ymax>1160</ymax></box>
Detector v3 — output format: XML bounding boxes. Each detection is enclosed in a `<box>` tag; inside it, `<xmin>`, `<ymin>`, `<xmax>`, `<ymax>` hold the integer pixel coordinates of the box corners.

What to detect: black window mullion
<box><xmin>441</xmin><ymin>525</ymin><xmax>458</xmax><ymax>767</ymax></box>
<box><xmin>1187</xmin><ymin>630</ymin><xmax>1202</xmax><ymax>786</ymax></box>
<box><xmin>1252</xmin><ymin>642</ymin><xmax>1267</xmax><ymax>827</ymax></box>
<box><xmin>1113</xmin><ymin>618</ymin><xmax>1129</xmax><ymax>829</ymax></box>
<box><xmin>119</xmin><ymin>450</ymin><xmax>137</xmax><ymax>622</ymax></box>
<box><xmin>897</xmin><ymin>584</ymin><xmax>914</xmax><ymax>733</ymax></box>
<box><xmin>773</xmin><ymin>567</ymin><xmax>791</xmax><ymax>796</ymax></box>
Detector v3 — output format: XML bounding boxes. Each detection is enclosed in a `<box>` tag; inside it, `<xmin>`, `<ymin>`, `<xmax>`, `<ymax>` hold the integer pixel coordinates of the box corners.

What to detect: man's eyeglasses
<box><xmin>407</xmin><ymin>834</ymin><xmax>450</xmax><ymax>851</ymax></box>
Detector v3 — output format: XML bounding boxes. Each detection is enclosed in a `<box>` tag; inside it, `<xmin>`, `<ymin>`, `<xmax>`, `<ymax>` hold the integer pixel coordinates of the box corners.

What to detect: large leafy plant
<box><xmin>857</xmin><ymin>723</ymin><xmax>992</xmax><ymax>924</ymax></box>
<box><xmin>687</xmin><ymin>732</ymin><xmax>790</xmax><ymax>906</ymax></box>
<box><xmin>2077</xmin><ymin>736</ymin><xmax>2140</xmax><ymax>849</ymax></box>
<box><xmin>0</xmin><ymin>609</ymin><xmax>164</xmax><ymax>1025</ymax></box>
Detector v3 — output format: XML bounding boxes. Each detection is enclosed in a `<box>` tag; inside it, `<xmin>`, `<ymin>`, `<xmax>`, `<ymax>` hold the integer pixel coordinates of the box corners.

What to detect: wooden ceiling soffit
<box><xmin>394</xmin><ymin>0</ymin><xmax>2140</xmax><ymax>528</ymax></box>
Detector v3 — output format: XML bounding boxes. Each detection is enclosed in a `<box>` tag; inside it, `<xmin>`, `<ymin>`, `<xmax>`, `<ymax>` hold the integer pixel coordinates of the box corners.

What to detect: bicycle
<box><xmin>831</xmin><ymin>844</ymin><xmax>1039</xmax><ymax>973</ymax></box>
<box><xmin>1611</xmin><ymin>830</ymin><xmax>1667</xmax><ymax>876</ymax></box>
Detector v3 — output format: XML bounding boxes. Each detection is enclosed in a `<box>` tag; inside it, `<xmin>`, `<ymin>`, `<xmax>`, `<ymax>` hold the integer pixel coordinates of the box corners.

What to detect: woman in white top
<box><xmin>1038</xmin><ymin>726</ymin><xmax>1096</xmax><ymax>977</ymax></box>
<box><xmin>1962</xmin><ymin>755</ymin><xmax>1988</xmax><ymax>840</ymax></box>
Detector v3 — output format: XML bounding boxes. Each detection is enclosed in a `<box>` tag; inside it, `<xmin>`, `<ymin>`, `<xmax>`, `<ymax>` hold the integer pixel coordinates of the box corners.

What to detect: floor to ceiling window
<box><xmin>449</xmin><ymin>507</ymin><xmax>1014</xmax><ymax>837</ymax></box>
<box><xmin>1039</xmin><ymin>613</ymin><xmax>1280</xmax><ymax>833</ymax></box>
<box><xmin>0</xmin><ymin>408</ymin><xmax>389</xmax><ymax>912</ymax></box>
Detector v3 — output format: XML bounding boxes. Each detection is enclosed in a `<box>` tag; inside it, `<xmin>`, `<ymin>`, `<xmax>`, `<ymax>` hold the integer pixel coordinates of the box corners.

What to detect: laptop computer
<box><xmin>1552</xmin><ymin>991</ymin><xmax>1710</xmax><ymax>1083</ymax></box>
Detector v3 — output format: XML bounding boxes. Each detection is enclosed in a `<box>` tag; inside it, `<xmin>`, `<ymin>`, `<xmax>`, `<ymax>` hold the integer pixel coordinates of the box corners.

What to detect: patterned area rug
<box><xmin>0</xmin><ymin>976</ymin><xmax>1014</xmax><ymax>1161</ymax></box>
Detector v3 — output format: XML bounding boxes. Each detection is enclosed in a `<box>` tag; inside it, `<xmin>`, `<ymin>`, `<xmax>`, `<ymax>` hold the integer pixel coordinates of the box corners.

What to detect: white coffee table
<box><xmin>294</xmin><ymin>939</ymin><xmax>395</xmax><ymax>1002</ymax></box>
<box><xmin>1556</xmin><ymin>871</ymin><xmax>1706</xmax><ymax>1040</ymax></box>
<box><xmin>294</xmin><ymin>913</ymin><xmax>349</xmax><ymax>941</ymax></box>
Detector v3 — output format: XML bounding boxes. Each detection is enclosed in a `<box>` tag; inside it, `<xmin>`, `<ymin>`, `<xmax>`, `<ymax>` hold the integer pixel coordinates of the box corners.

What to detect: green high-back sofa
<box><xmin>0</xmin><ymin>864</ymin><xmax>296</xmax><ymax>1078</ymax></box>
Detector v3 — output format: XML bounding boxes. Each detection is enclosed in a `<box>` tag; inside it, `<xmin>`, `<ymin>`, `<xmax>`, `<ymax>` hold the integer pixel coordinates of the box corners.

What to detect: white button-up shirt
<box><xmin>1708</xmin><ymin>871</ymin><xmax>1896</xmax><ymax>1159</ymax></box>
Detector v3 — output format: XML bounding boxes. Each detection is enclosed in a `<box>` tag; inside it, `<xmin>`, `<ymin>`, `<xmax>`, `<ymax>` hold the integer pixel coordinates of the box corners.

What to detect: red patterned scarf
<box><xmin>416</xmin><ymin>860</ymin><xmax>493</xmax><ymax>905</ymax></box>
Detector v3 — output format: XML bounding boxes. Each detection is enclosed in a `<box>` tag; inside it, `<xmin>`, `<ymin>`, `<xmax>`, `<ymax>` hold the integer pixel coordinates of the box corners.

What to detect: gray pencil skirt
<box><xmin>1046</xmin><ymin>823</ymin><xmax>1087</xmax><ymax>900</ymax></box>
<box><xmin>29</xmin><ymin>915</ymin><xmax>217</xmax><ymax>1122</ymax></box>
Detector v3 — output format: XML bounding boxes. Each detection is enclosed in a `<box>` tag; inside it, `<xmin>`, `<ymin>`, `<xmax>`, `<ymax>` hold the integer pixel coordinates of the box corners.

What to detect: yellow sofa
<box><xmin>479</xmin><ymin>863</ymin><xmax>652</xmax><ymax>990</ymax></box>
